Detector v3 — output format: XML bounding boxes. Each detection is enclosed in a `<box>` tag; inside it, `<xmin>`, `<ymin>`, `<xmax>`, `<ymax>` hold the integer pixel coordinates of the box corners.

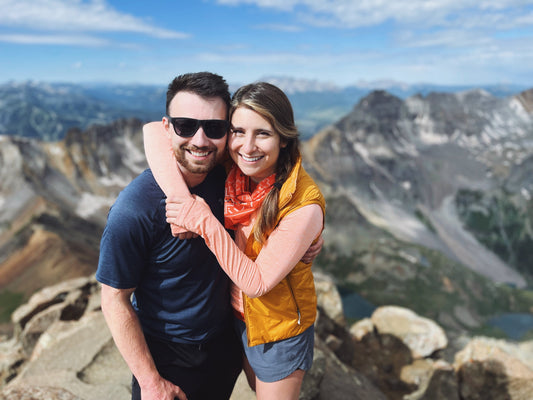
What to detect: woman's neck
<box><xmin>249</xmin><ymin>177</ymin><xmax>258</xmax><ymax>192</ymax></box>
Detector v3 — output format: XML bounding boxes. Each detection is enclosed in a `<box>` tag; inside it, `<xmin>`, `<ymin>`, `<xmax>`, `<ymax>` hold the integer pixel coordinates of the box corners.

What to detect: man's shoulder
<box><xmin>111</xmin><ymin>169</ymin><xmax>164</xmax><ymax>216</ymax></box>
<box><xmin>122</xmin><ymin>169</ymin><xmax>161</xmax><ymax>197</ymax></box>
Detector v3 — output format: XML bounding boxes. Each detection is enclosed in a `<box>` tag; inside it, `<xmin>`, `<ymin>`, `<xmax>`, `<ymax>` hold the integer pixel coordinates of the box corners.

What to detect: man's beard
<box><xmin>174</xmin><ymin>145</ymin><xmax>220</xmax><ymax>175</ymax></box>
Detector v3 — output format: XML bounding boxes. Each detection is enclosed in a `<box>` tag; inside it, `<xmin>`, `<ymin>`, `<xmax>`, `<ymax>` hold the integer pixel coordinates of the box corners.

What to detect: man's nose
<box><xmin>189</xmin><ymin>127</ymin><xmax>210</xmax><ymax>147</ymax></box>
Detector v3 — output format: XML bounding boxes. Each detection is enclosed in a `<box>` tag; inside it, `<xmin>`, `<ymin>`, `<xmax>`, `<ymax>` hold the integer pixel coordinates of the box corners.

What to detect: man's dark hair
<box><xmin>166</xmin><ymin>72</ymin><xmax>231</xmax><ymax>116</ymax></box>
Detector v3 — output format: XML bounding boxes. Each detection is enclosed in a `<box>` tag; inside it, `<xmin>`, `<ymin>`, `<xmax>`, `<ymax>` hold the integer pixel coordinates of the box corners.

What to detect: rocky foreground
<box><xmin>1</xmin><ymin>273</ymin><xmax>532</xmax><ymax>400</ymax></box>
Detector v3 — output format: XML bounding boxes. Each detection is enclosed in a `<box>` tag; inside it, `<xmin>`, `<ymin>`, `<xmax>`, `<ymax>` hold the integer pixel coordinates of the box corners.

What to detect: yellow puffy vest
<box><xmin>242</xmin><ymin>157</ymin><xmax>326</xmax><ymax>347</ymax></box>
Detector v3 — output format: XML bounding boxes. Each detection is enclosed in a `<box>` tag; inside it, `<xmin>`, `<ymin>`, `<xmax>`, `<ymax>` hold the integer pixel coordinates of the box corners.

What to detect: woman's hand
<box><xmin>165</xmin><ymin>195</ymin><xmax>210</xmax><ymax>237</ymax></box>
<box><xmin>166</xmin><ymin>196</ymin><xmax>199</xmax><ymax>239</ymax></box>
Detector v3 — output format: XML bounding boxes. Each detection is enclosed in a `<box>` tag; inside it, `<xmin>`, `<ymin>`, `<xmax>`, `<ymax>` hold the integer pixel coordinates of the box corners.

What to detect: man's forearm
<box><xmin>100</xmin><ymin>284</ymin><xmax>188</xmax><ymax>400</ymax></box>
<box><xmin>100</xmin><ymin>286</ymin><xmax>160</xmax><ymax>390</ymax></box>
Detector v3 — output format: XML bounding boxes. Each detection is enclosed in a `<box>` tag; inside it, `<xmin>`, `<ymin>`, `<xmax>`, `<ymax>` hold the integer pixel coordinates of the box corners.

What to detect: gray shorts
<box><xmin>234</xmin><ymin>318</ymin><xmax>314</xmax><ymax>383</ymax></box>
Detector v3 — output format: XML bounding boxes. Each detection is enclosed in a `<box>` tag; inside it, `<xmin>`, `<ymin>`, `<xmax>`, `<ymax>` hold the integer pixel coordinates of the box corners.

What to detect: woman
<box><xmin>145</xmin><ymin>82</ymin><xmax>325</xmax><ymax>399</ymax></box>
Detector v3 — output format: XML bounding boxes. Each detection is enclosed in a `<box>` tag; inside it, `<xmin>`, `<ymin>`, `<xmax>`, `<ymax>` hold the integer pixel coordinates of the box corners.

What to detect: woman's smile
<box><xmin>239</xmin><ymin>153</ymin><xmax>264</xmax><ymax>162</ymax></box>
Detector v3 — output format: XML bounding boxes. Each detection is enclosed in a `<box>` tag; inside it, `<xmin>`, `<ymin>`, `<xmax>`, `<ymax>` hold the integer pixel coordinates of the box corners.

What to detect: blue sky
<box><xmin>1</xmin><ymin>0</ymin><xmax>532</xmax><ymax>88</ymax></box>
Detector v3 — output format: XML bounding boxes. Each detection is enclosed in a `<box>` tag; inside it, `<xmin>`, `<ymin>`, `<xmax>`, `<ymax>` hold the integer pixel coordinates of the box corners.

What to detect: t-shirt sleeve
<box><xmin>96</xmin><ymin>195</ymin><xmax>153</xmax><ymax>289</ymax></box>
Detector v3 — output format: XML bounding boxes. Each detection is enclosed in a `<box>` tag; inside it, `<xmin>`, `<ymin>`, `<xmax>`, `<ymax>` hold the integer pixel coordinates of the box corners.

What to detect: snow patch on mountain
<box><xmin>76</xmin><ymin>193</ymin><xmax>116</xmax><ymax>219</ymax></box>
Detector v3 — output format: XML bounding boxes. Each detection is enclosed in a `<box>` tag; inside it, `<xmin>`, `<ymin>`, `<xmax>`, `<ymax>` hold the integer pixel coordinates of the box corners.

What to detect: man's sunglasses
<box><xmin>167</xmin><ymin>117</ymin><xmax>230</xmax><ymax>139</ymax></box>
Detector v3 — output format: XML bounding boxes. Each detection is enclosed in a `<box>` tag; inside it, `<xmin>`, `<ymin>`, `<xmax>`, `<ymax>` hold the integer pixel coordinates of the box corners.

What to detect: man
<box><xmin>97</xmin><ymin>72</ymin><xmax>240</xmax><ymax>400</ymax></box>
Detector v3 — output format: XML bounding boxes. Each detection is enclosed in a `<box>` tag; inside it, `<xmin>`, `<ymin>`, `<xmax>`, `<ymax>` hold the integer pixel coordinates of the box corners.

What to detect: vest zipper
<box><xmin>286</xmin><ymin>276</ymin><xmax>301</xmax><ymax>325</ymax></box>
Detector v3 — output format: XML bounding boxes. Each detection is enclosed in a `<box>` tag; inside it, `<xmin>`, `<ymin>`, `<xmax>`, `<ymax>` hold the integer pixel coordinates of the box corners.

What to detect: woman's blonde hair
<box><xmin>230</xmin><ymin>82</ymin><xmax>300</xmax><ymax>243</ymax></box>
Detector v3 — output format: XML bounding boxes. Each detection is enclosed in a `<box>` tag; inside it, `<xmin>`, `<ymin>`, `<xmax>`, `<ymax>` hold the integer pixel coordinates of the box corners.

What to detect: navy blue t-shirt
<box><xmin>96</xmin><ymin>166</ymin><xmax>232</xmax><ymax>344</ymax></box>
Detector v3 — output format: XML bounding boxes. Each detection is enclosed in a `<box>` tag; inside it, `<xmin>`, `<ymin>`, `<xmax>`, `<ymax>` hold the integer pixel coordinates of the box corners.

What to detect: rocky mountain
<box><xmin>303</xmin><ymin>88</ymin><xmax>533</xmax><ymax>338</ymax></box>
<box><xmin>0</xmin><ymin>85</ymin><xmax>532</xmax><ymax>342</ymax></box>
<box><xmin>0</xmin><ymin>118</ymin><xmax>146</xmax><ymax>323</ymax></box>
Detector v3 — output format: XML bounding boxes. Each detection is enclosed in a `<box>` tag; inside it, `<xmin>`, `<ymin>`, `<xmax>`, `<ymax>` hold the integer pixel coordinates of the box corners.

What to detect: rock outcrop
<box><xmin>0</xmin><ymin>276</ymin><xmax>131</xmax><ymax>400</ymax></box>
<box><xmin>455</xmin><ymin>338</ymin><xmax>533</xmax><ymax>400</ymax></box>
<box><xmin>0</xmin><ymin>273</ymin><xmax>387</xmax><ymax>400</ymax></box>
<box><xmin>1</xmin><ymin>273</ymin><xmax>532</xmax><ymax>400</ymax></box>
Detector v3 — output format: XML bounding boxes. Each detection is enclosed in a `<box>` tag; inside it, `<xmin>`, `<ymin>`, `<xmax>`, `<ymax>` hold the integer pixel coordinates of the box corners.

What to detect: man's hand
<box><xmin>141</xmin><ymin>376</ymin><xmax>188</xmax><ymax>400</ymax></box>
<box><xmin>301</xmin><ymin>234</ymin><xmax>324</xmax><ymax>264</ymax></box>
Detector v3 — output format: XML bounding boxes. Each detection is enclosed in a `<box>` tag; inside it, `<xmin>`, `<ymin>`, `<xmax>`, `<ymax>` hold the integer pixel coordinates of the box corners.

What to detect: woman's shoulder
<box><xmin>295</xmin><ymin>165</ymin><xmax>324</xmax><ymax>199</ymax></box>
<box><xmin>279</xmin><ymin>163</ymin><xmax>325</xmax><ymax>212</ymax></box>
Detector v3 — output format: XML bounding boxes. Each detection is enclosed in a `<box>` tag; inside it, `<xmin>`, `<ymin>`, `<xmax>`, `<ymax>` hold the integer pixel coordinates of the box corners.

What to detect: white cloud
<box><xmin>215</xmin><ymin>0</ymin><xmax>533</xmax><ymax>86</ymax></box>
<box><xmin>185</xmin><ymin>36</ymin><xmax>533</xmax><ymax>86</ymax></box>
<box><xmin>256</xmin><ymin>24</ymin><xmax>303</xmax><ymax>32</ymax></box>
<box><xmin>0</xmin><ymin>0</ymin><xmax>189</xmax><ymax>39</ymax></box>
<box><xmin>217</xmin><ymin>0</ymin><xmax>295</xmax><ymax>12</ymax></box>
<box><xmin>0</xmin><ymin>33</ymin><xmax>109</xmax><ymax>46</ymax></box>
<box><xmin>196</xmin><ymin>51</ymin><xmax>313</xmax><ymax>65</ymax></box>
<box><xmin>216</xmin><ymin>0</ymin><xmax>533</xmax><ymax>29</ymax></box>
<box><xmin>396</xmin><ymin>30</ymin><xmax>494</xmax><ymax>49</ymax></box>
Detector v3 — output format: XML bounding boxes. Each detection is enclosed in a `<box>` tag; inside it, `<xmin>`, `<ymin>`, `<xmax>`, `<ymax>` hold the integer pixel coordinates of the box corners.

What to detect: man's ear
<box><xmin>162</xmin><ymin>117</ymin><xmax>172</xmax><ymax>138</ymax></box>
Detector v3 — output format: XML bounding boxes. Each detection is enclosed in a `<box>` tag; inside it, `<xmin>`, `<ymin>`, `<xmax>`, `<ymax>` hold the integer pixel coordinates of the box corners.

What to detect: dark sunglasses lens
<box><xmin>203</xmin><ymin>120</ymin><xmax>229</xmax><ymax>139</ymax></box>
<box><xmin>173</xmin><ymin>118</ymin><xmax>199</xmax><ymax>137</ymax></box>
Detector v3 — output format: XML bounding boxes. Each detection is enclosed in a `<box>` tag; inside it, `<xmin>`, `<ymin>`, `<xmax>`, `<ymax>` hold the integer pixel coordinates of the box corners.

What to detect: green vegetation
<box><xmin>415</xmin><ymin>208</ymin><xmax>436</xmax><ymax>233</ymax></box>
<box><xmin>316</xmin><ymin>235</ymin><xmax>533</xmax><ymax>339</ymax></box>
<box><xmin>0</xmin><ymin>221</ymin><xmax>12</xmax><ymax>231</ymax></box>
<box><xmin>316</xmin><ymin>189</ymin><xmax>533</xmax><ymax>340</ymax></box>
<box><xmin>470</xmin><ymin>325</ymin><xmax>509</xmax><ymax>339</ymax></box>
<box><xmin>521</xmin><ymin>329</ymin><xmax>533</xmax><ymax>341</ymax></box>
<box><xmin>0</xmin><ymin>290</ymin><xmax>24</xmax><ymax>323</ymax></box>
<box><xmin>455</xmin><ymin>189</ymin><xmax>533</xmax><ymax>280</ymax></box>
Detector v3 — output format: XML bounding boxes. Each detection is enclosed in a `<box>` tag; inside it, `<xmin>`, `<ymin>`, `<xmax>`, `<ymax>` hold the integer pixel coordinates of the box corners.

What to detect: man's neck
<box><xmin>182</xmin><ymin>171</ymin><xmax>208</xmax><ymax>189</ymax></box>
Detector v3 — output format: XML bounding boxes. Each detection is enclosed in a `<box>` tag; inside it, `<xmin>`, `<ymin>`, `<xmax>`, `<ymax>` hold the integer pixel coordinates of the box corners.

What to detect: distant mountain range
<box><xmin>0</xmin><ymin>79</ymin><xmax>529</xmax><ymax>140</ymax></box>
<box><xmin>0</xmin><ymin>81</ymin><xmax>165</xmax><ymax>141</ymax></box>
<box><xmin>0</xmin><ymin>80</ymin><xmax>532</xmax><ymax>341</ymax></box>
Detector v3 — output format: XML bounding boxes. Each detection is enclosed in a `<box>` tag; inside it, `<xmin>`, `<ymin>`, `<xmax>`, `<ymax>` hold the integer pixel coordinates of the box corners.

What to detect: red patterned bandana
<box><xmin>225</xmin><ymin>165</ymin><xmax>276</xmax><ymax>230</ymax></box>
